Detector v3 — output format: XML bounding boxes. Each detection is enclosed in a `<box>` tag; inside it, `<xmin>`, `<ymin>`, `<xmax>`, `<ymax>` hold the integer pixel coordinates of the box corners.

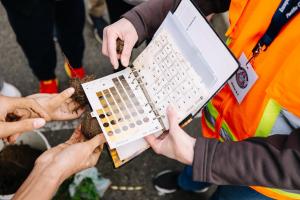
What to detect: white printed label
<box><xmin>229</xmin><ymin>53</ymin><xmax>258</xmax><ymax>104</ymax></box>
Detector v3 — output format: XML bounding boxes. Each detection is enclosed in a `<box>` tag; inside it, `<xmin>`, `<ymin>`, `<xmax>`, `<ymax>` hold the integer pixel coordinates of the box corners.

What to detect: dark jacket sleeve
<box><xmin>122</xmin><ymin>0</ymin><xmax>230</xmax><ymax>44</ymax></box>
<box><xmin>193</xmin><ymin>129</ymin><xmax>300</xmax><ymax>190</ymax></box>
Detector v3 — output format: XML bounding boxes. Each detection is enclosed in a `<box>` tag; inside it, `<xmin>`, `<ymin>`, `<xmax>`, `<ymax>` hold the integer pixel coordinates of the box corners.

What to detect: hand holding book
<box><xmin>145</xmin><ymin>105</ymin><xmax>196</xmax><ymax>165</ymax></box>
<box><xmin>102</xmin><ymin>18</ymin><xmax>138</xmax><ymax>69</ymax></box>
<box><xmin>86</xmin><ymin>0</ymin><xmax>239</xmax><ymax>167</ymax></box>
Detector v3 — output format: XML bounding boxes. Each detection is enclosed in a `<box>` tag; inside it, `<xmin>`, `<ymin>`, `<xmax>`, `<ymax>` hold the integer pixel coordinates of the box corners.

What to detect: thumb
<box><xmin>0</xmin><ymin>118</ymin><xmax>46</xmax><ymax>138</ymax></box>
<box><xmin>86</xmin><ymin>134</ymin><xmax>106</xmax><ymax>151</ymax></box>
<box><xmin>144</xmin><ymin>134</ymin><xmax>161</xmax><ymax>153</ymax></box>
<box><xmin>166</xmin><ymin>105</ymin><xmax>180</xmax><ymax>132</ymax></box>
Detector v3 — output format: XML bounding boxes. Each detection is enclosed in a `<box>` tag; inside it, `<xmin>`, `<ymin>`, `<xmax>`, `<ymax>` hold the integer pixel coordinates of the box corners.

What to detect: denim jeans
<box><xmin>178</xmin><ymin>166</ymin><xmax>272</xmax><ymax>200</ymax></box>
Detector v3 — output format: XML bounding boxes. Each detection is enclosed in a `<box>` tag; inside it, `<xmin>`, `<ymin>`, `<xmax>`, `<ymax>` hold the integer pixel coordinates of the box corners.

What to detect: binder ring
<box><xmin>149</xmin><ymin>108</ymin><xmax>159</xmax><ymax>113</ymax></box>
<box><xmin>135</xmin><ymin>82</ymin><xmax>147</xmax><ymax>90</ymax></box>
<box><xmin>131</xmin><ymin>77</ymin><xmax>139</xmax><ymax>84</ymax></box>
<box><xmin>128</xmin><ymin>67</ymin><xmax>137</xmax><ymax>78</ymax></box>
<box><xmin>153</xmin><ymin>115</ymin><xmax>165</xmax><ymax>120</ymax></box>
<box><xmin>145</xmin><ymin>102</ymin><xmax>155</xmax><ymax>107</ymax></box>
<box><xmin>128</xmin><ymin>68</ymin><xmax>138</xmax><ymax>78</ymax></box>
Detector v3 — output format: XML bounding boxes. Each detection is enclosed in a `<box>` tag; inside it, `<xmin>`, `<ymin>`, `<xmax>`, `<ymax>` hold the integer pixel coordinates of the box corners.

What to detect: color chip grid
<box><xmin>96</xmin><ymin>75</ymin><xmax>150</xmax><ymax>143</ymax></box>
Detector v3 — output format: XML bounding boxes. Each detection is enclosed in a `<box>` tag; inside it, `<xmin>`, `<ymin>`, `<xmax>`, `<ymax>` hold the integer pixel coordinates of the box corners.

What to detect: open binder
<box><xmin>82</xmin><ymin>0</ymin><xmax>239</xmax><ymax>168</ymax></box>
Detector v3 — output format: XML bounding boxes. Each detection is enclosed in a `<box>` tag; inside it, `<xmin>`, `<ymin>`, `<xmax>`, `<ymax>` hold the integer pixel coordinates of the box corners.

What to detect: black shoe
<box><xmin>153</xmin><ymin>170</ymin><xmax>211</xmax><ymax>196</ymax></box>
<box><xmin>89</xmin><ymin>14</ymin><xmax>108</xmax><ymax>44</ymax></box>
<box><xmin>153</xmin><ymin>170</ymin><xmax>180</xmax><ymax>195</ymax></box>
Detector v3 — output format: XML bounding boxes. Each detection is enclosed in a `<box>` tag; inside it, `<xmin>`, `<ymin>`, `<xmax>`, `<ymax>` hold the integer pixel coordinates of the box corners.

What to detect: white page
<box><xmin>174</xmin><ymin>0</ymin><xmax>239</xmax><ymax>95</ymax></box>
<box><xmin>82</xmin><ymin>68</ymin><xmax>162</xmax><ymax>149</ymax></box>
<box><xmin>116</xmin><ymin>130</ymin><xmax>161</xmax><ymax>160</ymax></box>
<box><xmin>133</xmin><ymin>26</ymin><xmax>209</xmax><ymax>129</ymax></box>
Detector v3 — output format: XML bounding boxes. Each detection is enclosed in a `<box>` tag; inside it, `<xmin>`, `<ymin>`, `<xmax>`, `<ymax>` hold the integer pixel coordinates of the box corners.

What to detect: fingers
<box><xmin>166</xmin><ymin>105</ymin><xmax>180</xmax><ymax>131</ymax></box>
<box><xmin>0</xmin><ymin>118</ymin><xmax>45</xmax><ymax>138</ymax></box>
<box><xmin>102</xmin><ymin>18</ymin><xmax>138</xmax><ymax>69</ymax></box>
<box><xmin>120</xmin><ymin>37</ymin><xmax>135</xmax><ymax>67</ymax></box>
<box><xmin>104</xmin><ymin>26</ymin><xmax>119</xmax><ymax>69</ymax></box>
<box><xmin>67</xmin><ymin>102</ymin><xmax>85</xmax><ymax>115</ymax></box>
<box><xmin>68</xmin><ymin>125</ymin><xmax>84</xmax><ymax>144</ymax></box>
<box><xmin>14</xmin><ymin>98</ymin><xmax>50</xmax><ymax>120</ymax></box>
<box><xmin>49</xmin><ymin>88</ymin><xmax>75</xmax><ymax>110</ymax></box>
<box><xmin>89</xmin><ymin>148</ymin><xmax>102</xmax><ymax>166</ymax></box>
<box><xmin>102</xmin><ymin>27</ymin><xmax>108</xmax><ymax>56</ymax></box>
<box><xmin>144</xmin><ymin>134</ymin><xmax>161</xmax><ymax>154</ymax></box>
<box><xmin>7</xmin><ymin>133</ymin><xmax>21</xmax><ymax>143</ymax></box>
<box><xmin>86</xmin><ymin>134</ymin><xmax>106</xmax><ymax>151</ymax></box>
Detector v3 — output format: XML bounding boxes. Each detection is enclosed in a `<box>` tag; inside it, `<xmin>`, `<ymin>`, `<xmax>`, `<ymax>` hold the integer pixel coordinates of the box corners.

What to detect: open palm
<box><xmin>27</xmin><ymin>88</ymin><xmax>84</xmax><ymax>121</ymax></box>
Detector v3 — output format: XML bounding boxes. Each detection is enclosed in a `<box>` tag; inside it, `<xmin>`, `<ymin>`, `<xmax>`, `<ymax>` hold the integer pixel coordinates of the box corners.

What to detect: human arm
<box><xmin>13</xmin><ymin>126</ymin><xmax>106</xmax><ymax>200</ymax></box>
<box><xmin>192</xmin><ymin>130</ymin><xmax>300</xmax><ymax>189</ymax></box>
<box><xmin>1</xmin><ymin>87</ymin><xmax>84</xmax><ymax>142</ymax></box>
<box><xmin>123</xmin><ymin>0</ymin><xmax>230</xmax><ymax>44</ymax></box>
<box><xmin>102</xmin><ymin>0</ymin><xmax>230</xmax><ymax>68</ymax></box>
<box><xmin>0</xmin><ymin>95</ymin><xmax>48</xmax><ymax>139</ymax></box>
<box><xmin>145</xmin><ymin>106</ymin><xmax>300</xmax><ymax>190</ymax></box>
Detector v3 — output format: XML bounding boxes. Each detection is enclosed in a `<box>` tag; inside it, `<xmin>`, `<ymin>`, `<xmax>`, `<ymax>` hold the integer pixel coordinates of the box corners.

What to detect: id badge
<box><xmin>229</xmin><ymin>53</ymin><xmax>258</xmax><ymax>104</ymax></box>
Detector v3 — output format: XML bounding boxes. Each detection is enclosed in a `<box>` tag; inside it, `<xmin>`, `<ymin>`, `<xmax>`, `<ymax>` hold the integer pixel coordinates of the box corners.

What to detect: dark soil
<box><xmin>5</xmin><ymin>113</ymin><xmax>21</xmax><ymax>122</ymax></box>
<box><xmin>69</xmin><ymin>75</ymin><xmax>95</xmax><ymax>109</ymax></box>
<box><xmin>81</xmin><ymin>112</ymin><xmax>102</xmax><ymax>139</ymax></box>
<box><xmin>116</xmin><ymin>38</ymin><xmax>124</xmax><ymax>54</ymax></box>
<box><xmin>69</xmin><ymin>75</ymin><xmax>104</xmax><ymax>140</ymax></box>
<box><xmin>0</xmin><ymin>144</ymin><xmax>43</xmax><ymax>195</ymax></box>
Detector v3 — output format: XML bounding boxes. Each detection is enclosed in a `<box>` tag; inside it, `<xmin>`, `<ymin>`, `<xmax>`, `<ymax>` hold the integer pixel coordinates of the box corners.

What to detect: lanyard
<box><xmin>248</xmin><ymin>0</ymin><xmax>300</xmax><ymax>63</ymax></box>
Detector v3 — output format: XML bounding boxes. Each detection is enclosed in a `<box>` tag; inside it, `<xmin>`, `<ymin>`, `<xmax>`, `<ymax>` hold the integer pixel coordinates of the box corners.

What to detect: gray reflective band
<box><xmin>203</xmin><ymin>107</ymin><xmax>216</xmax><ymax>126</ymax></box>
<box><xmin>271</xmin><ymin>109</ymin><xmax>300</xmax><ymax>135</ymax></box>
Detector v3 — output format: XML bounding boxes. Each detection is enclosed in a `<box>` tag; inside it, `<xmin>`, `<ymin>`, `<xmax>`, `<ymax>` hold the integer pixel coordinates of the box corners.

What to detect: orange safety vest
<box><xmin>201</xmin><ymin>0</ymin><xmax>300</xmax><ymax>199</ymax></box>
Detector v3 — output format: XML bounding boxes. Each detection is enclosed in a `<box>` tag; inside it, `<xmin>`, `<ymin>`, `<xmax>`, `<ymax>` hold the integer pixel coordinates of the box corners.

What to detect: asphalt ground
<box><xmin>0</xmin><ymin>4</ymin><xmax>227</xmax><ymax>200</ymax></box>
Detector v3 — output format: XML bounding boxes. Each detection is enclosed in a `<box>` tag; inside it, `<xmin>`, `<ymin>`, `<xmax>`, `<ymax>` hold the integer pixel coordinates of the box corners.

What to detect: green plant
<box><xmin>53</xmin><ymin>177</ymin><xmax>100</xmax><ymax>200</ymax></box>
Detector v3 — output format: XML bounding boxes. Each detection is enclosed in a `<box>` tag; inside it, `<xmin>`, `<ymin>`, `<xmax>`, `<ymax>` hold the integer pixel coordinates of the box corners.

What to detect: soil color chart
<box><xmin>82</xmin><ymin>68</ymin><xmax>162</xmax><ymax>149</ymax></box>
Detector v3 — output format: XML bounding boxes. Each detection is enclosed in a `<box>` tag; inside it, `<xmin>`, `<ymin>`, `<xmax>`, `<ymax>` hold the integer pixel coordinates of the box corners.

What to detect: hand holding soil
<box><xmin>13</xmin><ymin>126</ymin><xmax>106</xmax><ymax>200</ymax></box>
<box><xmin>0</xmin><ymin>96</ymin><xmax>47</xmax><ymax>140</ymax></box>
<box><xmin>35</xmin><ymin>126</ymin><xmax>105</xmax><ymax>181</ymax></box>
<box><xmin>26</xmin><ymin>87</ymin><xmax>85</xmax><ymax>121</ymax></box>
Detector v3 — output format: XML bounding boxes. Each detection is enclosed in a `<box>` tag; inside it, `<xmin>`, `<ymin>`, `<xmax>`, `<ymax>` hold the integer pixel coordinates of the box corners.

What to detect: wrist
<box><xmin>185</xmin><ymin>136</ymin><xmax>196</xmax><ymax>165</ymax></box>
<box><xmin>177</xmin><ymin>133</ymin><xmax>196</xmax><ymax>165</ymax></box>
<box><xmin>13</xmin><ymin>162</ymin><xmax>63</xmax><ymax>199</ymax></box>
<box><xmin>34</xmin><ymin>161</ymin><xmax>66</xmax><ymax>186</ymax></box>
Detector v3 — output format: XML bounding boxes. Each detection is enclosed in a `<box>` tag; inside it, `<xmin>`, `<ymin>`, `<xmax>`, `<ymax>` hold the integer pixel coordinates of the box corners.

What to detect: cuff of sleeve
<box><xmin>192</xmin><ymin>137</ymin><xmax>218</xmax><ymax>182</ymax></box>
<box><xmin>122</xmin><ymin>10</ymin><xmax>147</xmax><ymax>45</ymax></box>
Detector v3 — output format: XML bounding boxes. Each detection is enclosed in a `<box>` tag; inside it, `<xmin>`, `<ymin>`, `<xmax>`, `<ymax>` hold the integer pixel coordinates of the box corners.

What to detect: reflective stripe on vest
<box><xmin>251</xmin><ymin>187</ymin><xmax>300</xmax><ymax>200</ymax></box>
<box><xmin>254</xmin><ymin>99</ymin><xmax>281</xmax><ymax>137</ymax></box>
<box><xmin>202</xmin><ymin>99</ymin><xmax>300</xmax><ymax>199</ymax></box>
<box><xmin>201</xmin><ymin>0</ymin><xmax>300</xmax><ymax>197</ymax></box>
<box><xmin>203</xmin><ymin>98</ymin><xmax>281</xmax><ymax>141</ymax></box>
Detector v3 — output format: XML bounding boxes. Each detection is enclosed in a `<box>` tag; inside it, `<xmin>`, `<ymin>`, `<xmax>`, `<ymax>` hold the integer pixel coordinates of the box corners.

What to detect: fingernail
<box><xmin>67</xmin><ymin>87</ymin><xmax>75</xmax><ymax>95</ymax></box>
<box><xmin>122</xmin><ymin>59</ymin><xmax>128</xmax><ymax>67</ymax></box>
<box><xmin>33</xmin><ymin>118</ymin><xmax>46</xmax><ymax>128</ymax></box>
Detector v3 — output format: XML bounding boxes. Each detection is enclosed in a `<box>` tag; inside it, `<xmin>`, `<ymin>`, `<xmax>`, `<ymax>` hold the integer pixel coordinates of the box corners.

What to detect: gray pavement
<box><xmin>0</xmin><ymin>4</ymin><xmax>227</xmax><ymax>200</ymax></box>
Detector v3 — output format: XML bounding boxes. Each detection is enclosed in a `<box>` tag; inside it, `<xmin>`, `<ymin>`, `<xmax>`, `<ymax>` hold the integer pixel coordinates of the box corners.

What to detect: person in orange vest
<box><xmin>102</xmin><ymin>0</ymin><xmax>300</xmax><ymax>199</ymax></box>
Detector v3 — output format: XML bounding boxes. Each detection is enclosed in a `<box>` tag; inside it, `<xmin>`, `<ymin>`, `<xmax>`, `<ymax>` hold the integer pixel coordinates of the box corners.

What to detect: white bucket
<box><xmin>0</xmin><ymin>131</ymin><xmax>50</xmax><ymax>200</ymax></box>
